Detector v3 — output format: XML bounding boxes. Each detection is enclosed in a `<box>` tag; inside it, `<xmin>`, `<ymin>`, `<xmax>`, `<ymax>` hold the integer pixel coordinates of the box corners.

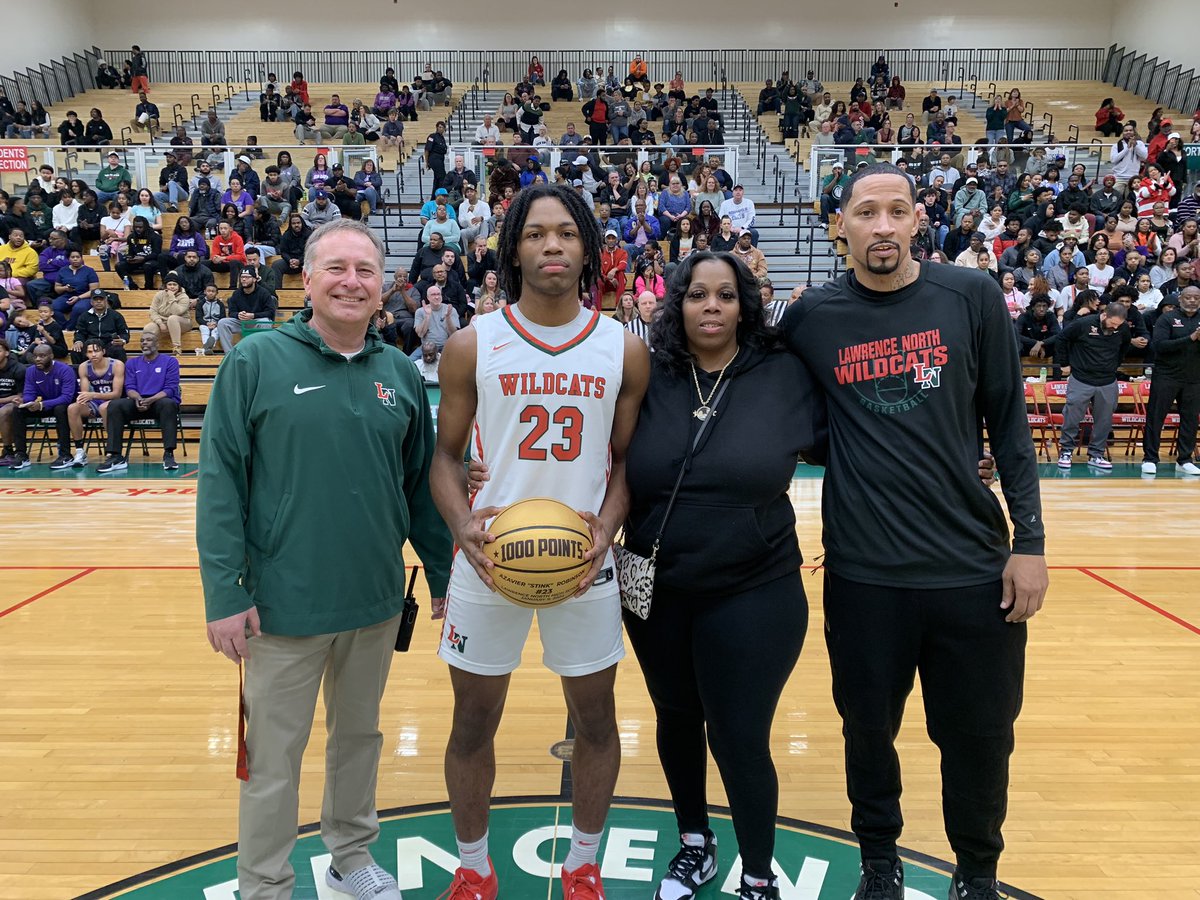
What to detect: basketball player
<box><xmin>779</xmin><ymin>164</ymin><xmax>1049</xmax><ymax>900</ymax></box>
<box><xmin>430</xmin><ymin>183</ymin><xmax>649</xmax><ymax>900</ymax></box>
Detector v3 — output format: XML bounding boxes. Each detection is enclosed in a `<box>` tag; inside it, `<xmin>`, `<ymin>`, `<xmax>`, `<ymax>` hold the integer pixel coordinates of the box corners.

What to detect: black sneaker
<box><xmin>8</xmin><ymin>453</ymin><xmax>31</xmax><ymax>470</ymax></box>
<box><xmin>949</xmin><ymin>874</ymin><xmax>1005</xmax><ymax>900</ymax></box>
<box><xmin>162</xmin><ymin>451</ymin><xmax>178</xmax><ymax>471</ymax></box>
<box><xmin>738</xmin><ymin>873</ymin><xmax>780</xmax><ymax>900</ymax></box>
<box><xmin>655</xmin><ymin>831</ymin><xmax>718</xmax><ymax>900</ymax></box>
<box><xmin>97</xmin><ymin>454</ymin><xmax>128</xmax><ymax>474</ymax></box>
<box><xmin>854</xmin><ymin>858</ymin><xmax>904</xmax><ymax>900</ymax></box>
<box><xmin>49</xmin><ymin>455</ymin><xmax>75</xmax><ymax>471</ymax></box>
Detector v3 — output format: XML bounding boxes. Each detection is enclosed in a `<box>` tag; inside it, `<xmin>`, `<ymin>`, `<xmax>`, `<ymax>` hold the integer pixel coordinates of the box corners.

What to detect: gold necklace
<box><xmin>689</xmin><ymin>346</ymin><xmax>739</xmax><ymax>420</ymax></box>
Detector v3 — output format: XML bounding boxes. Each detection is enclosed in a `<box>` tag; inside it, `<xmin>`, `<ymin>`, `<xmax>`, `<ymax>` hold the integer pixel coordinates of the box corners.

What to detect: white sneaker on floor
<box><xmin>326</xmin><ymin>863</ymin><xmax>403</xmax><ymax>899</ymax></box>
<box><xmin>1057</xmin><ymin>452</ymin><xmax>1073</xmax><ymax>469</ymax></box>
<box><xmin>1177</xmin><ymin>461</ymin><xmax>1200</xmax><ymax>476</ymax></box>
<box><xmin>1087</xmin><ymin>455</ymin><xmax>1113</xmax><ymax>470</ymax></box>
<box><xmin>71</xmin><ymin>447</ymin><xmax>88</xmax><ymax>467</ymax></box>
<box><xmin>1141</xmin><ymin>461</ymin><xmax>1158</xmax><ymax>475</ymax></box>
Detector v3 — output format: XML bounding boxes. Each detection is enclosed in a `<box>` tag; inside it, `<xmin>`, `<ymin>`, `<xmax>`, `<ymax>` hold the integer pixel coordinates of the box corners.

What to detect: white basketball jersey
<box><xmin>450</xmin><ymin>304</ymin><xmax>625</xmax><ymax>600</ymax></box>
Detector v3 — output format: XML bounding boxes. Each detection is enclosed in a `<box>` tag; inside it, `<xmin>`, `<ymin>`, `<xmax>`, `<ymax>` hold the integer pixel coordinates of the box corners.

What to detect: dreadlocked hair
<box><xmin>496</xmin><ymin>183</ymin><xmax>603</xmax><ymax>301</ymax></box>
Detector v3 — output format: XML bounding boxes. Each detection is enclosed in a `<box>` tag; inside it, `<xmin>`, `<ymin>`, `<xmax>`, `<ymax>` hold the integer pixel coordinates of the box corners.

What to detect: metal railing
<box><xmin>1</xmin><ymin>46</ymin><xmax>102</xmax><ymax>108</ymax></box>
<box><xmin>0</xmin><ymin>143</ymin><xmax>379</xmax><ymax>199</ymax></box>
<box><xmin>1103</xmin><ymin>43</ymin><xmax>1200</xmax><ymax>116</ymax></box>
<box><xmin>805</xmin><ymin>142</ymin><xmax>1114</xmax><ymax>199</ymax></box>
<box><xmin>97</xmin><ymin>47</ymin><xmax>1110</xmax><ymax>92</ymax></box>
<box><xmin>447</xmin><ymin>143</ymin><xmax>742</xmax><ymax>192</ymax></box>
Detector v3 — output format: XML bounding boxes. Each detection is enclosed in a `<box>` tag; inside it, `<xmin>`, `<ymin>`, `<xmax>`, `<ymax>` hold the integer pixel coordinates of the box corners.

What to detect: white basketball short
<box><xmin>438</xmin><ymin>556</ymin><xmax>623</xmax><ymax>677</ymax></box>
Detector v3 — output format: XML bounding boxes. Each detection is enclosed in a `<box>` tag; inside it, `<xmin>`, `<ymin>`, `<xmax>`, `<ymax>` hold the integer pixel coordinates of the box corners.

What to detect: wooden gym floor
<box><xmin>0</xmin><ymin>475</ymin><xmax>1198</xmax><ymax>899</ymax></box>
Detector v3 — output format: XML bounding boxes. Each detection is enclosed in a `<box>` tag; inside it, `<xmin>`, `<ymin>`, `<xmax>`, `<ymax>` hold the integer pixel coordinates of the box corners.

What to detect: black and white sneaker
<box><xmin>949</xmin><ymin>873</ymin><xmax>1005</xmax><ymax>900</ymax></box>
<box><xmin>49</xmin><ymin>455</ymin><xmax>75</xmax><ymax>471</ymax></box>
<box><xmin>654</xmin><ymin>831</ymin><xmax>718</xmax><ymax>900</ymax></box>
<box><xmin>854</xmin><ymin>858</ymin><xmax>904</xmax><ymax>899</ymax></box>
<box><xmin>97</xmin><ymin>454</ymin><xmax>128</xmax><ymax>474</ymax></box>
<box><xmin>162</xmin><ymin>451</ymin><xmax>178</xmax><ymax>471</ymax></box>
<box><xmin>738</xmin><ymin>873</ymin><xmax>780</xmax><ymax>900</ymax></box>
<box><xmin>8</xmin><ymin>453</ymin><xmax>31</xmax><ymax>470</ymax></box>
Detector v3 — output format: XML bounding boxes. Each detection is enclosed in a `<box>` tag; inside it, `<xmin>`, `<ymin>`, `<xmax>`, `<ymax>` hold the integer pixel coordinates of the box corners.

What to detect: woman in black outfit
<box><xmin>424</xmin><ymin>120</ymin><xmax>448</xmax><ymax>199</ymax></box>
<box><xmin>622</xmin><ymin>252</ymin><xmax>825</xmax><ymax>900</ymax></box>
<box><xmin>551</xmin><ymin>69</ymin><xmax>573</xmax><ymax>102</ymax></box>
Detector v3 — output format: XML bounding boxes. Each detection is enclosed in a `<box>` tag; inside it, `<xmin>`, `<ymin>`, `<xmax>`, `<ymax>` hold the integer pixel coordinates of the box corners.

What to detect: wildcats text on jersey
<box><xmin>497</xmin><ymin>371</ymin><xmax>608</xmax><ymax>399</ymax></box>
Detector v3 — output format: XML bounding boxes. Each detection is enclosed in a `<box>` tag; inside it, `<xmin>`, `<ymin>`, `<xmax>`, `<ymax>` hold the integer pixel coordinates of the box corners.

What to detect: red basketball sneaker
<box><xmin>562</xmin><ymin>862</ymin><xmax>606</xmax><ymax>900</ymax></box>
<box><xmin>438</xmin><ymin>861</ymin><xmax>498</xmax><ymax>900</ymax></box>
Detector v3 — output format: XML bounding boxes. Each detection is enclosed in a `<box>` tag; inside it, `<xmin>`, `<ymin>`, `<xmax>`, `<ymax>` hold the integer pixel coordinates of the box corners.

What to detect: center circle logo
<box><xmin>81</xmin><ymin>799</ymin><xmax>1037</xmax><ymax>899</ymax></box>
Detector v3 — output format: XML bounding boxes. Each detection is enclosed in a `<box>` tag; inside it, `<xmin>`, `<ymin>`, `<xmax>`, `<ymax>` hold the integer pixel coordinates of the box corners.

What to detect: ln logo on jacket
<box><xmin>375</xmin><ymin>382</ymin><xmax>396</xmax><ymax>406</ymax></box>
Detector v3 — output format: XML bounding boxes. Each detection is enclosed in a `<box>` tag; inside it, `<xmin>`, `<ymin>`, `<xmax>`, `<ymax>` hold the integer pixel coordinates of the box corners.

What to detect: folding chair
<box><xmin>122</xmin><ymin>408</ymin><xmax>189</xmax><ymax>460</ymax></box>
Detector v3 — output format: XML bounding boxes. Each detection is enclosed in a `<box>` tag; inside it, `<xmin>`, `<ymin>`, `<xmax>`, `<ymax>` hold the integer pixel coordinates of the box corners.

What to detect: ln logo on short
<box><xmin>80</xmin><ymin>800</ymin><xmax>1038</xmax><ymax>899</ymax></box>
<box><xmin>445</xmin><ymin>624</ymin><xmax>468</xmax><ymax>653</ymax></box>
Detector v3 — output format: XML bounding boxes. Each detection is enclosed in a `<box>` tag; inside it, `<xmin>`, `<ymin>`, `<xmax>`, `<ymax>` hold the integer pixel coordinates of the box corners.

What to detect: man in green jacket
<box><xmin>93</xmin><ymin>150</ymin><xmax>132</xmax><ymax>203</ymax></box>
<box><xmin>197</xmin><ymin>218</ymin><xmax>452</xmax><ymax>900</ymax></box>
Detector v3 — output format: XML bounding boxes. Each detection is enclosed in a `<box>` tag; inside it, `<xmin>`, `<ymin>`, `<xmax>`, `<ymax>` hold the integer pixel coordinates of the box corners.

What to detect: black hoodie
<box><xmin>624</xmin><ymin>347</ymin><xmax>826</xmax><ymax>597</ymax></box>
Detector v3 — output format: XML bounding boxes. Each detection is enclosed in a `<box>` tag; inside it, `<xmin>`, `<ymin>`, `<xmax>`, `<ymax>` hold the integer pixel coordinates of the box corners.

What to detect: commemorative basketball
<box><xmin>483</xmin><ymin>498</ymin><xmax>595</xmax><ymax>608</ymax></box>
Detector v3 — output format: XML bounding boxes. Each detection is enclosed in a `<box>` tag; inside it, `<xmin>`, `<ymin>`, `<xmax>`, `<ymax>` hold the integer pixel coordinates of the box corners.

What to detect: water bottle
<box><xmin>1038</xmin><ymin>366</ymin><xmax>1047</xmax><ymax>383</ymax></box>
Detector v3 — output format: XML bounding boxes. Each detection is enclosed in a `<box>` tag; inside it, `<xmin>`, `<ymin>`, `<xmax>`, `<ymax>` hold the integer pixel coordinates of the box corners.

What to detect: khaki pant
<box><xmin>238</xmin><ymin>614</ymin><xmax>401</xmax><ymax>899</ymax></box>
<box><xmin>144</xmin><ymin>316</ymin><xmax>193</xmax><ymax>349</ymax></box>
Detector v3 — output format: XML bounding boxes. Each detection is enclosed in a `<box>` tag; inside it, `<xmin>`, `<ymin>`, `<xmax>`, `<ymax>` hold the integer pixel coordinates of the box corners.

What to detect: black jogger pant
<box><xmin>624</xmin><ymin>571</ymin><xmax>807</xmax><ymax>877</ymax></box>
<box><xmin>14</xmin><ymin>403</ymin><xmax>70</xmax><ymax>457</ymax></box>
<box><xmin>823</xmin><ymin>571</ymin><xmax>1026</xmax><ymax>881</ymax></box>
<box><xmin>1142</xmin><ymin>374</ymin><xmax>1200</xmax><ymax>464</ymax></box>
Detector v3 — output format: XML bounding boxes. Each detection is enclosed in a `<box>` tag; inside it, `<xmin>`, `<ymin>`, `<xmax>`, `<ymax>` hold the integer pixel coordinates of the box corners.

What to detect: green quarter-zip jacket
<box><xmin>197</xmin><ymin>309</ymin><xmax>452</xmax><ymax>636</ymax></box>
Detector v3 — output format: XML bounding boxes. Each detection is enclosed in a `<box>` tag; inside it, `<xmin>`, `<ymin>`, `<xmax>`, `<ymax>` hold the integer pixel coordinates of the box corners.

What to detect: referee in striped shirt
<box><xmin>760</xmin><ymin>278</ymin><xmax>790</xmax><ymax>326</ymax></box>
<box><xmin>625</xmin><ymin>290</ymin><xmax>658</xmax><ymax>343</ymax></box>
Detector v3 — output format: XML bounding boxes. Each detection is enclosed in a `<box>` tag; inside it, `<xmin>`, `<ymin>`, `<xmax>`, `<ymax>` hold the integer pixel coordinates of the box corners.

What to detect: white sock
<box><xmin>562</xmin><ymin>825</ymin><xmax>603</xmax><ymax>872</ymax></box>
<box><xmin>457</xmin><ymin>831</ymin><xmax>490</xmax><ymax>876</ymax></box>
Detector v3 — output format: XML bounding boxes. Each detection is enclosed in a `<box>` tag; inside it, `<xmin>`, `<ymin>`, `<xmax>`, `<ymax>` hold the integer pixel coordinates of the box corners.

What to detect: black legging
<box><xmin>624</xmin><ymin>570</ymin><xmax>807</xmax><ymax>876</ymax></box>
<box><xmin>823</xmin><ymin>572</ymin><xmax>1025</xmax><ymax>881</ymax></box>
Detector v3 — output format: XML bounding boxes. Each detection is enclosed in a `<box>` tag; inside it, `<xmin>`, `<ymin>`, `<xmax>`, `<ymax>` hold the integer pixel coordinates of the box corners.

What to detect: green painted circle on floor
<box><xmin>83</xmin><ymin>798</ymin><xmax>1037</xmax><ymax>899</ymax></box>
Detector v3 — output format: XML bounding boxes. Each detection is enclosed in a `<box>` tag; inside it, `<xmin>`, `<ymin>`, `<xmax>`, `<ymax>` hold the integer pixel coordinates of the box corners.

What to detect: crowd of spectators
<box><xmin>5</xmin><ymin>57</ymin><xmax>1196</xmax><ymax>400</ymax></box>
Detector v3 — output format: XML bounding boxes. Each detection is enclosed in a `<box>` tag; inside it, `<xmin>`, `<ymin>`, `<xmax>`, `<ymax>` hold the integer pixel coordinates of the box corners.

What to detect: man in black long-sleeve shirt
<box><xmin>215</xmin><ymin>268</ymin><xmax>276</xmax><ymax>353</ymax></box>
<box><xmin>71</xmin><ymin>291</ymin><xmax>129</xmax><ymax>364</ymax></box>
<box><xmin>1143</xmin><ymin>286</ymin><xmax>1200</xmax><ymax>474</ymax></box>
<box><xmin>1054</xmin><ymin>301</ymin><xmax>1130</xmax><ymax>469</ymax></box>
<box><xmin>1014</xmin><ymin>296</ymin><xmax>1060</xmax><ymax>356</ymax></box>
<box><xmin>270</xmin><ymin>214</ymin><xmax>310</xmax><ymax>284</ymax></box>
<box><xmin>780</xmin><ymin>165</ymin><xmax>1047</xmax><ymax>900</ymax></box>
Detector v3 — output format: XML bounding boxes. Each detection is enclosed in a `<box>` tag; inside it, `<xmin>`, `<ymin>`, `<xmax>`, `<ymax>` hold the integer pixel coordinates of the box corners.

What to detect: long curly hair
<box><xmin>649</xmin><ymin>251</ymin><xmax>775</xmax><ymax>375</ymax></box>
<box><xmin>496</xmin><ymin>183</ymin><xmax>602</xmax><ymax>300</ymax></box>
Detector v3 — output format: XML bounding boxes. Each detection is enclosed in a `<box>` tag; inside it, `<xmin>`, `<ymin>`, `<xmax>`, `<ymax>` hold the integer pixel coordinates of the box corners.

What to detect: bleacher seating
<box><xmin>4</xmin><ymin>63</ymin><xmax>1193</xmax><ymax>454</ymax></box>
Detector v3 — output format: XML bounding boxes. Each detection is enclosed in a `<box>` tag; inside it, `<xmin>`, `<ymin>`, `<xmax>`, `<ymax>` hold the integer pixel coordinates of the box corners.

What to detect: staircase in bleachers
<box><xmin>371</xmin><ymin>86</ymin><xmax>838</xmax><ymax>296</ymax></box>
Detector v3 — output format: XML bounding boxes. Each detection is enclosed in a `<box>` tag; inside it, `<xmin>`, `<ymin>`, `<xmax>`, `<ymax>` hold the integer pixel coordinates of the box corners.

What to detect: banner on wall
<box><xmin>1186</xmin><ymin>144</ymin><xmax>1200</xmax><ymax>172</ymax></box>
<box><xmin>0</xmin><ymin>147</ymin><xmax>29</xmax><ymax>172</ymax></box>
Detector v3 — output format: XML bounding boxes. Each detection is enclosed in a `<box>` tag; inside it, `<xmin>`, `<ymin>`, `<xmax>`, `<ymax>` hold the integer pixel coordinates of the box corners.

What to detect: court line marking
<box><xmin>0</xmin><ymin>567</ymin><xmax>96</xmax><ymax>619</ymax></box>
<box><xmin>1078</xmin><ymin>567</ymin><xmax>1200</xmax><ymax>636</ymax></box>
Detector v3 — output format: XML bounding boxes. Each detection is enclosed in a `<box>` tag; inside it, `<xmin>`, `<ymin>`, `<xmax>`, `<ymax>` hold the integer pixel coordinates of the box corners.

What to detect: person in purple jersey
<box><xmin>54</xmin><ymin>339</ymin><xmax>126</xmax><ymax>470</ymax></box>
<box><xmin>98</xmin><ymin>331</ymin><xmax>181</xmax><ymax>473</ymax></box>
<box><xmin>8</xmin><ymin>343</ymin><xmax>77</xmax><ymax>470</ymax></box>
